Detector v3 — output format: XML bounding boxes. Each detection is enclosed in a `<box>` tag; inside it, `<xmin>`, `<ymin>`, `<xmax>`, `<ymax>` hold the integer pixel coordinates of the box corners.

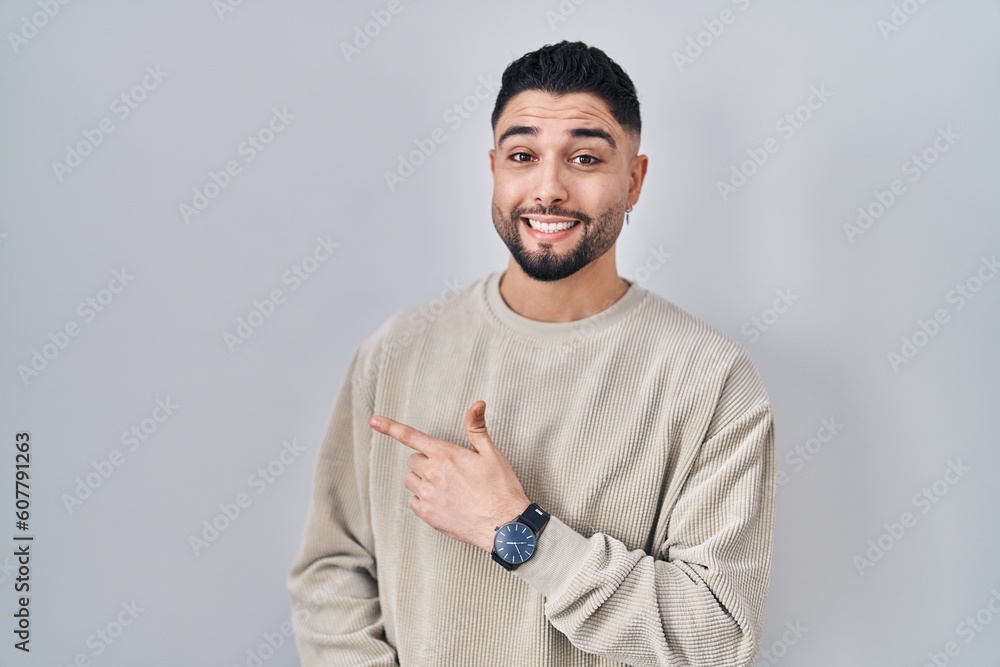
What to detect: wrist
<box><xmin>486</xmin><ymin>497</ymin><xmax>530</xmax><ymax>549</ymax></box>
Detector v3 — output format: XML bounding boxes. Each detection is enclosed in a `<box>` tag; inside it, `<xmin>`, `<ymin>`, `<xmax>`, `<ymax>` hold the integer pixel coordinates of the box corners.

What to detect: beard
<box><xmin>491</xmin><ymin>199</ymin><xmax>626</xmax><ymax>282</ymax></box>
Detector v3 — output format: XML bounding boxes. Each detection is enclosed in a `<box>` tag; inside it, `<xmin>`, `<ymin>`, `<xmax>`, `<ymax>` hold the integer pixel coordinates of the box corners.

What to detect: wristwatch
<box><xmin>490</xmin><ymin>502</ymin><xmax>550</xmax><ymax>571</ymax></box>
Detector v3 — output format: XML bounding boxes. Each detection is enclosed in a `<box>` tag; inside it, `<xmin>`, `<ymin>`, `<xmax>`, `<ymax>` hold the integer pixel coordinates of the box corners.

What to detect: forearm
<box><xmin>289</xmin><ymin>560</ymin><xmax>398</xmax><ymax>666</ymax></box>
<box><xmin>288</xmin><ymin>344</ymin><xmax>399</xmax><ymax>666</ymax></box>
<box><xmin>515</xmin><ymin>516</ymin><xmax>767</xmax><ymax>667</ymax></box>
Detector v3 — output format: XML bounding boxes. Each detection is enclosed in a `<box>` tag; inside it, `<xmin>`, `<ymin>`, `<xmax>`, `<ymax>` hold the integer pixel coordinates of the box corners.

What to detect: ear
<box><xmin>489</xmin><ymin>148</ymin><xmax>496</xmax><ymax>176</ymax></box>
<box><xmin>628</xmin><ymin>152</ymin><xmax>649</xmax><ymax>207</ymax></box>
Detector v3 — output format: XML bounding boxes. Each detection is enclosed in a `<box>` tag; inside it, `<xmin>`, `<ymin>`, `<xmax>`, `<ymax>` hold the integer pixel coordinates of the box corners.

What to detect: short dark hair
<box><xmin>491</xmin><ymin>40</ymin><xmax>641</xmax><ymax>138</ymax></box>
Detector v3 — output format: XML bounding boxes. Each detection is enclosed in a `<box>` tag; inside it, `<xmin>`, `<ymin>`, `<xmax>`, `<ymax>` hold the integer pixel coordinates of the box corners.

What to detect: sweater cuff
<box><xmin>512</xmin><ymin>514</ymin><xmax>596</xmax><ymax>600</ymax></box>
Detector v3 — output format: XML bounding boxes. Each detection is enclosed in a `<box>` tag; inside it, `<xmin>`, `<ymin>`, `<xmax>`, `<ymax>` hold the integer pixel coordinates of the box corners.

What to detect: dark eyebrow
<box><xmin>497</xmin><ymin>125</ymin><xmax>537</xmax><ymax>146</ymax></box>
<box><xmin>569</xmin><ymin>127</ymin><xmax>617</xmax><ymax>151</ymax></box>
<box><xmin>497</xmin><ymin>124</ymin><xmax>617</xmax><ymax>151</ymax></box>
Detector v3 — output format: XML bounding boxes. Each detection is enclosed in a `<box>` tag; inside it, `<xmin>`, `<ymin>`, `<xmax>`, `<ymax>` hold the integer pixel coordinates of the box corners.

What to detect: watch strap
<box><xmin>490</xmin><ymin>551</ymin><xmax>514</xmax><ymax>571</ymax></box>
<box><xmin>518</xmin><ymin>502</ymin><xmax>549</xmax><ymax>534</ymax></box>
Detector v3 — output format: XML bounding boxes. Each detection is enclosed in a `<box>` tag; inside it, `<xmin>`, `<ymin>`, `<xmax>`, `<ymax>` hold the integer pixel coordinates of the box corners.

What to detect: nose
<box><xmin>531</xmin><ymin>159</ymin><xmax>569</xmax><ymax>210</ymax></box>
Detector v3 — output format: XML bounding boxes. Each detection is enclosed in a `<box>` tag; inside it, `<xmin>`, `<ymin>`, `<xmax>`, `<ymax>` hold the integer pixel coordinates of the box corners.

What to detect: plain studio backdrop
<box><xmin>2</xmin><ymin>1</ymin><xmax>999</xmax><ymax>665</ymax></box>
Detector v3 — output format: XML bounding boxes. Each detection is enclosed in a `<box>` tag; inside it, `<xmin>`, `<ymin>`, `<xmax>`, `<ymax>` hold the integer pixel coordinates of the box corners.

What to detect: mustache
<box><xmin>510</xmin><ymin>206</ymin><xmax>592</xmax><ymax>225</ymax></box>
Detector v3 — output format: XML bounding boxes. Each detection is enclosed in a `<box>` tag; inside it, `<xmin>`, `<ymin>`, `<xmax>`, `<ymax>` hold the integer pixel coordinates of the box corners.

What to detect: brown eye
<box><xmin>573</xmin><ymin>154</ymin><xmax>599</xmax><ymax>165</ymax></box>
<box><xmin>510</xmin><ymin>152</ymin><xmax>533</xmax><ymax>162</ymax></box>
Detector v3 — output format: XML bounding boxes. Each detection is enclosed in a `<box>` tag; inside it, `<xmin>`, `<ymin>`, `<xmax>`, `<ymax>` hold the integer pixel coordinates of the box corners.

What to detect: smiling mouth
<box><xmin>522</xmin><ymin>217</ymin><xmax>580</xmax><ymax>233</ymax></box>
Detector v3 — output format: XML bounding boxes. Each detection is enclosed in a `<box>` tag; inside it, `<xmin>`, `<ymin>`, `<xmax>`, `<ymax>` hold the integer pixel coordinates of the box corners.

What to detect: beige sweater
<box><xmin>288</xmin><ymin>271</ymin><xmax>775</xmax><ymax>666</ymax></box>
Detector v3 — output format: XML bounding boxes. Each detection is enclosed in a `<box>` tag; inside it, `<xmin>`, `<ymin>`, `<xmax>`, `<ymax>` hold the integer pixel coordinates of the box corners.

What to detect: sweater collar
<box><xmin>482</xmin><ymin>270</ymin><xmax>646</xmax><ymax>343</ymax></box>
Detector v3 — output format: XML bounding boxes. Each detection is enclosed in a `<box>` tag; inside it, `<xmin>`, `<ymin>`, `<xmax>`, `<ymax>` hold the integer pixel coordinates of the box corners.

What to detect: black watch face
<box><xmin>494</xmin><ymin>522</ymin><xmax>536</xmax><ymax>564</ymax></box>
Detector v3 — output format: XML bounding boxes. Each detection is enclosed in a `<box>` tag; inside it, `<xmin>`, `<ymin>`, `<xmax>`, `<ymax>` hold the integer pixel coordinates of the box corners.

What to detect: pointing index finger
<box><xmin>369</xmin><ymin>416</ymin><xmax>439</xmax><ymax>456</ymax></box>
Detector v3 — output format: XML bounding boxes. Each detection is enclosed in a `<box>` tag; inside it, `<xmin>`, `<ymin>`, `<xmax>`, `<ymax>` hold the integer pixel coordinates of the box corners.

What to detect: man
<box><xmin>288</xmin><ymin>41</ymin><xmax>775</xmax><ymax>666</ymax></box>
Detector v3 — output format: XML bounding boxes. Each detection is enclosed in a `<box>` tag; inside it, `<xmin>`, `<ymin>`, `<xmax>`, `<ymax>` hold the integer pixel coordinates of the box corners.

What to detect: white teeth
<box><xmin>527</xmin><ymin>218</ymin><xmax>577</xmax><ymax>233</ymax></box>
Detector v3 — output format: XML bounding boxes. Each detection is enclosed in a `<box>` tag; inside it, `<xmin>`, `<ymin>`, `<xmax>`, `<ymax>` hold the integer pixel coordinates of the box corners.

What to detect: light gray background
<box><xmin>2</xmin><ymin>1</ymin><xmax>999</xmax><ymax>666</ymax></box>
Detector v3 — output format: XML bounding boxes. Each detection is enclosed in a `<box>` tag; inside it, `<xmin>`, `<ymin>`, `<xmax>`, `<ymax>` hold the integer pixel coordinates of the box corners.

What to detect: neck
<box><xmin>498</xmin><ymin>251</ymin><xmax>629</xmax><ymax>322</ymax></box>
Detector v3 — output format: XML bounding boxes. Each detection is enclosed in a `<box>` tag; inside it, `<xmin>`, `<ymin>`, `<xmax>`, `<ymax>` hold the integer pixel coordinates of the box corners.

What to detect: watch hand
<box><xmin>514</xmin><ymin>543</ymin><xmax>522</xmax><ymax>558</ymax></box>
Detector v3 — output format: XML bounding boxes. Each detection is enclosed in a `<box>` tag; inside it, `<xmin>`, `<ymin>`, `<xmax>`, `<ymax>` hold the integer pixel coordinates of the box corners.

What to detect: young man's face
<box><xmin>489</xmin><ymin>89</ymin><xmax>646</xmax><ymax>282</ymax></box>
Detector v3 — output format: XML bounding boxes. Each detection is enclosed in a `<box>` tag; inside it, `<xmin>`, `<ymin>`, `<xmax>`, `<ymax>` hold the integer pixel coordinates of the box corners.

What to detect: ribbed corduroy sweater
<box><xmin>288</xmin><ymin>270</ymin><xmax>776</xmax><ymax>667</ymax></box>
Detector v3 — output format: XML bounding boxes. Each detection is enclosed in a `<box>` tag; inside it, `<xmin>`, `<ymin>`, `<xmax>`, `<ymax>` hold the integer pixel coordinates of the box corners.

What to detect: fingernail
<box><xmin>370</xmin><ymin>417</ymin><xmax>383</xmax><ymax>429</ymax></box>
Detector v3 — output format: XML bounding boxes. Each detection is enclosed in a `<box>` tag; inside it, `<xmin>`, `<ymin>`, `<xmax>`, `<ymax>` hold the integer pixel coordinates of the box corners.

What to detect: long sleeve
<box><xmin>513</xmin><ymin>351</ymin><xmax>776</xmax><ymax>667</ymax></box>
<box><xmin>287</xmin><ymin>344</ymin><xmax>399</xmax><ymax>666</ymax></box>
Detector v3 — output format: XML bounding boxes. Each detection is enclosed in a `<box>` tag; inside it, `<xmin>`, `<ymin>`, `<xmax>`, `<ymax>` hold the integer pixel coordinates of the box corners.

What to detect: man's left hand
<box><xmin>369</xmin><ymin>400</ymin><xmax>530</xmax><ymax>553</ymax></box>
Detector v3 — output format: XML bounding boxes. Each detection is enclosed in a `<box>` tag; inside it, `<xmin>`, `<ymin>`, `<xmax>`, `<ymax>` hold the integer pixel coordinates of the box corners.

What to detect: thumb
<box><xmin>465</xmin><ymin>400</ymin><xmax>493</xmax><ymax>453</ymax></box>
